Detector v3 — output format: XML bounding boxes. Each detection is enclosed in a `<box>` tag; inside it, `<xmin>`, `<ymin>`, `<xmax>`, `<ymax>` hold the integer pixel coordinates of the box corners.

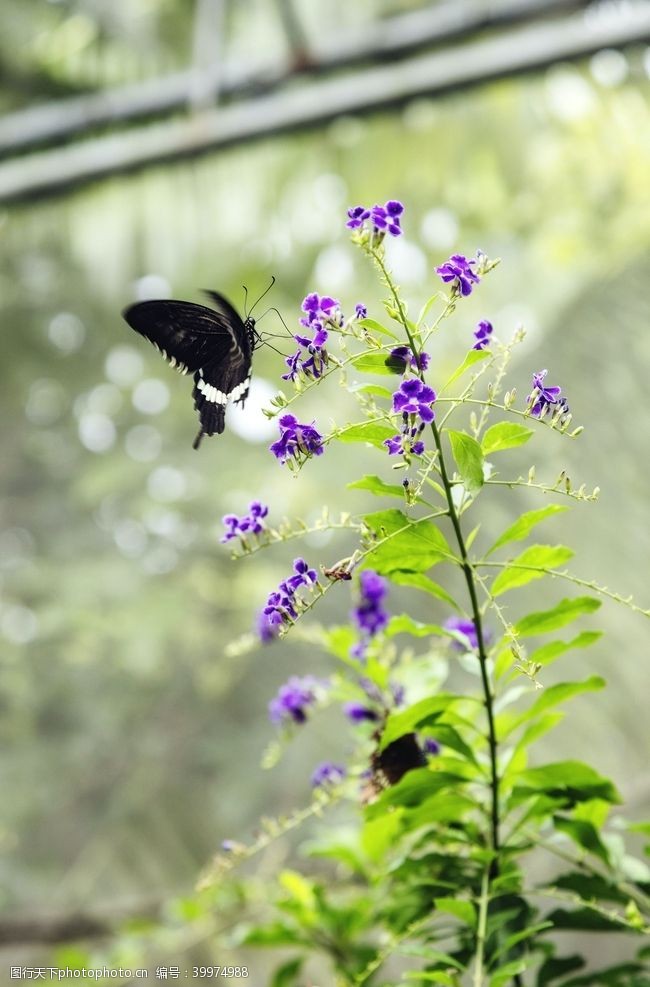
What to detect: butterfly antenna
<box><xmin>247</xmin><ymin>275</ymin><xmax>276</xmax><ymax>319</ymax></box>
<box><xmin>258</xmin><ymin>338</ymin><xmax>290</xmax><ymax>358</ymax></box>
<box><xmin>242</xmin><ymin>284</ymin><xmax>249</xmax><ymax>318</ymax></box>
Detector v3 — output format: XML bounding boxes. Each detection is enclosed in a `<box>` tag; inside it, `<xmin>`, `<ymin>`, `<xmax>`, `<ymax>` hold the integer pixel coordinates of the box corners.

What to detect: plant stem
<box><xmin>371</xmin><ymin>246</ymin><xmax>501</xmax><ymax>864</ymax></box>
<box><xmin>473</xmin><ymin>866</ymin><xmax>491</xmax><ymax>987</ymax></box>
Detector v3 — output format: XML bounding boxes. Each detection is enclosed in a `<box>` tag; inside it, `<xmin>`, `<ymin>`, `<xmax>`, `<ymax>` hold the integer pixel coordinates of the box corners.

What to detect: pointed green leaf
<box><xmin>528</xmin><ymin>631</ymin><xmax>603</xmax><ymax>666</ymax></box>
<box><xmin>357</xmin><ymin>317</ymin><xmax>400</xmax><ymax>340</ymax></box>
<box><xmin>337</xmin><ymin>421</ymin><xmax>396</xmax><ymax>448</ymax></box>
<box><xmin>348</xmin><ymin>474</ymin><xmax>405</xmax><ymax>499</ymax></box>
<box><xmin>435</xmin><ymin>898</ymin><xmax>477</xmax><ymax>928</ymax></box>
<box><xmin>512</xmin><ymin>761</ymin><xmax>621</xmax><ymax>806</ymax></box>
<box><xmin>514</xmin><ymin>596</ymin><xmax>601</xmax><ymax>636</ymax></box>
<box><xmin>501</xmin><ymin>677</ymin><xmax>605</xmax><ymax>741</ymax></box>
<box><xmin>380</xmin><ymin>695</ymin><xmax>462</xmax><ymax>749</ymax></box>
<box><xmin>489</xmin><ymin>961</ymin><xmax>526</xmax><ymax>987</ymax></box>
<box><xmin>487</xmin><ymin>505</ymin><xmax>570</xmax><ymax>555</ymax></box>
<box><xmin>362</xmin><ymin>509</ymin><xmax>454</xmax><ymax>574</ymax></box>
<box><xmin>442</xmin><ymin>348</ymin><xmax>490</xmax><ymax>390</ymax></box>
<box><xmin>352</xmin><ymin>353</ymin><xmax>404</xmax><ymax>375</ymax></box>
<box><xmin>271</xmin><ymin>958</ymin><xmax>304</xmax><ymax>987</ymax></box>
<box><xmin>448</xmin><ymin>430</ymin><xmax>484</xmax><ymax>493</ymax></box>
<box><xmin>390</xmin><ymin>571</ymin><xmax>459</xmax><ymax>609</ymax></box>
<box><xmin>553</xmin><ymin>815</ymin><xmax>611</xmax><ymax>865</ymax></box>
<box><xmin>348</xmin><ymin>382</ymin><xmax>392</xmax><ymax>398</ymax></box>
<box><xmin>491</xmin><ymin>545</ymin><xmax>574</xmax><ymax>597</ymax></box>
<box><xmin>386</xmin><ymin>614</ymin><xmax>444</xmax><ymax>638</ymax></box>
<box><xmin>482</xmin><ymin>422</ymin><xmax>534</xmax><ymax>455</ymax></box>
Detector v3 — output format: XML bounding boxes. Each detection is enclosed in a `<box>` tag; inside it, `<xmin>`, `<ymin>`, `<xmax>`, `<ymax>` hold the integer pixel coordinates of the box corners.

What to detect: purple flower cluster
<box><xmin>259</xmin><ymin>557</ymin><xmax>318</xmax><ymax>639</ymax></box>
<box><xmin>221</xmin><ymin>501</ymin><xmax>268</xmax><ymax>543</ymax></box>
<box><xmin>436</xmin><ymin>254</ymin><xmax>480</xmax><ymax>297</ymax></box>
<box><xmin>268</xmin><ymin>675</ymin><xmax>320</xmax><ymax>725</ymax></box>
<box><xmin>347</xmin><ymin>200</ymin><xmax>404</xmax><ymax>239</ymax></box>
<box><xmin>350</xmin><ymin>570</ymin><xmax>390</xmax><ymax>662</ymax></box>
<box><xmin>270</xmin><ymin>414</ymin><xmax>324</xmax><ymax>464</ymax></box>
<box><xmin>473</xmin><ymin>320</ymin><xmax>493</xmax><ymax>351</ymax></box>
<box><xmin>384</xmin><ymin>377</ymin><xmax>437</xmax><ymax>459</ymax></box>
<box><xmin>528</xmin><ymin>369</ymin><xmax>569</xmax><ymax>420</ymax></box>
<box><xmin>421</xmin><ymin>737</ymin><xmax>441</xmax><ymax>756</ymax></box>
<box><xmin>311</xmin><ymin>761</ymin><xmax>346</xmax><ymax>789</ymax></box>
<box><xmin>389</xmin><ymin>346</ymin><xmax>431</xmax><ymax>374</ymax></box>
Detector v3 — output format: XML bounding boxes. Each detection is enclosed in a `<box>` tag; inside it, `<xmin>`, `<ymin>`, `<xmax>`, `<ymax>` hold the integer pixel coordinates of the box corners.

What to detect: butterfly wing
<box><xmin>122</xmin><ymin>297</ymin><xmax>253</xmax><ymax>448</ymax></box>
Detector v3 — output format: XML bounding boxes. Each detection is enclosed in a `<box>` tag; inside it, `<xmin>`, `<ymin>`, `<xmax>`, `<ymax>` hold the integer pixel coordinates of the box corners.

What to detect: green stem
<box><xmin>371</xmin><ymin>246</ymin><xmax>501</xmax><ymax>863</ymax></box>
<box><xmin>473</xmin><ymin>866</ymin><xmax>491</xmax><ymax>987</ymax></box>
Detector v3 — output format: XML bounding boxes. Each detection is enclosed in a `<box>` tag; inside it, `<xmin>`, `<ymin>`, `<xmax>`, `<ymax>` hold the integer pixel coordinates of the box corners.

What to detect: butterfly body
<box><xmin>122</xmin><ymin>290</ymin><xmax>257</xmax><ymax>449</ymax></box>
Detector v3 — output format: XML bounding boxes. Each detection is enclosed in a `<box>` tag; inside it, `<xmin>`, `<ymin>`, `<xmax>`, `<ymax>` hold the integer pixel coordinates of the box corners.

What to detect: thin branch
<box><xmin>3</xmin><ymin>6</ymin><xmax>650</xmax><ymax>203</ymax></box>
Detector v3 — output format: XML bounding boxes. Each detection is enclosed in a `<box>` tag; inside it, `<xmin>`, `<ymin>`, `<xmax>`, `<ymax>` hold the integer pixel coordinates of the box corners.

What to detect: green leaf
<box><xmin>491</xmin><ymin>922</ymin><xmax>553</xmax><ymax>962</ymax></box>
<box><xmin>434</xmin><ymin>897</ymin><xmax>476</xmax><ymax>928</ymax></box>
<box><xmin>366</xmin><ymin>767</ymin><xmax>471</xmax><ymax>814</ymax></box>
<box><xmin>512</xmin><ymin>761</ymin><xmax>621</xmax><ymax>807</ymax></box>
<box><xmin>514</xmin><ymin>597</ymin><xmax>601</xmax><ymax>636</ymax></box>
<box><xmin>348</xmin><ymin>474</ymin><xmax>406</xmax><ymax>499</ymax></box>
<box><xmin>481</xmin><ymin>421</ymin><xmax>534</xmax><ymax>455</ymax></box>
<box><xmin>241</xmin><ymin>922</ymin><xmax>306</xmax><ymax>947</ymax></box>
<box><xmin>507</xmin><ymin>676</ymin><xmax>605</xmax><ymax>732</ymax></box>
<box><xmin>337</xmin><ymin>421</ymin><xmax>396</xmax><ymax>448</ymax></box>
<box><xmin>352</xmin><ymin>353</ymin><xmax>404</xmax><ymax>375</ymax></box>
<box><xmin>553</xmin><ymin>815</ymin><xmax>611</xmax><ymax>865</ymax></box>
<box><xmin>441</xmin><ymin>348</ymin><xmax>491</xmax><ymax>390</ymax></box>
<box><xmin>270</xmin><ymin>958</ymin><xmax>304</xmax><ymax>987</ymax></box>
<box><xmin>390</xmin><ymin>570</ymin><xmax>459</xmax><ymax>609</ymax></box>
<box><xmin>362</xmin><ymin>509</ymin><xmax>454</xmax><ymax>574</ymax></box>
<box><xmin>448</xmin><ymin>430</ymin><xmax>484</xmax><ymax>493</ymax></box>
<box><xmin>386</xmin><ymin>614</ymin><xmax>444</xmax><ymax>638</ymax></box>
<box><xmin>489</xmin><ymin>963</ymin><xmax>527</xmax><ymax>987</ymax></box>
<box><xmin>528</xmin><ymin>631</ymin><xmax>603</xmax><ymax>667</ymax></box>
<box><xmin>491</xmin><ymin>545</ymin><xmax>574</xmax><ymax>597</ymax></box>
<box><xmin>429</xmin><ymin>723</ymin><xmax>480</xmax><ymax>767</ymax></box>
<box><xmin>357</xmin><ymin>316</ymin><xmax>400</xmax><ymax>340</ymax></box>
<box><xmin>348</xmin><ymin>382</ymin><xmax>393</xmax><ymax>398</ymax></box>
<box><xmin>379</xmin><ymin>695</ymin><xmax>460</xmax><ymax>749</ymax></box>
<box><xmin>487</xmin><ymin>505</ymin><xmax>570</xmax><ymax>555</ymax></box>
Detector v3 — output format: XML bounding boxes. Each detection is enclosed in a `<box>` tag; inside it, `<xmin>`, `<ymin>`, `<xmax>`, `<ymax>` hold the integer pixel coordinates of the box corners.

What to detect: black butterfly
<box><xmin>123</xmin><ymin>290</ymin><xmax>259</xmax><ymax>450</ymax></box>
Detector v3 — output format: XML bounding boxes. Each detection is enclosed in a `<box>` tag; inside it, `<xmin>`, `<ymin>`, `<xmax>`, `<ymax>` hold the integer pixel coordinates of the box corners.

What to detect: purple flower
<box><xmin>258</xmin><ymin>557</ymin><xmax>320</xmax><ymax>639</ymax></box>
<box><xmin>436</xmin><ymin>254</ymin><xmax>480</xmax><ymax>297</ymax></box>
<box><xmin>311</xmin><ymin>762</ymin><xmax>346</xmax><ymax>788</ymax></box>
<box><xmin>355</xmin><ymin>303</ymin><xmax>367</xmax><ymax>320</ymax></box>
<box><xmin>221</xmin><ymin>501</ymin><xmax>269</xmax><ymax>542</ymax></box>
<box><xmin>392</xmin><ymin>378</ymin><xmax>437</xmax><ymax>423</ymax></box>
<box><xmin>444</xmin><ymin>616</ymin><xmax>492</xmax><ymax>651</ymax></box>
<box><xmin>473</xmin><ymin>320</ymin><xmax>493</xmax><ymax>351</ymax></box>
<box><xmin>270</xmin><ymin>414</ymin><xmax>324</xmax><ymax>464</ymax></box>
<box><xmin>347</xmin><ymin>200</ymin><xmax>404</xmax><ymax>239</ymax></box>
<box><xmin>343</xmin><ymin>701</ymin><xmax>380</xmax><ymax>723</ymax></box>
<box><xmin>528</xmin><ymin>369</ymin><xmax>567</xmax><ymax>419</ymax></box>
<box><xmin>346</xmin><ymin>205</ymin><xmax>371</xmax><ymax>229</ymax></box>
<box><xmin>422</xmin><ymin>737</ymin><xmax>441</xmax><ymax>756</ymax></box>
<box><xmin>352</xmin><ymin>569</ymin><xmax>389</xmax><ymax>642</ymax></box>
<box><xmin>389</xmin><ymin>346</ymin><xmax>431</xmax><ymax>374</ymax></box>
<box><xmin>269</xmin><ymin>676</ymin><xmax>321</xmax><ymax>726</ymax></box>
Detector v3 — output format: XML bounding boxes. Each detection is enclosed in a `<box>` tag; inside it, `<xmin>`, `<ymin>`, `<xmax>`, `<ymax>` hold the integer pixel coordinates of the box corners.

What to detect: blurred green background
<box><xmin>1</xmin><ymin>0</ymin><xmax>650</xmax><ymax>980</ymax></box>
